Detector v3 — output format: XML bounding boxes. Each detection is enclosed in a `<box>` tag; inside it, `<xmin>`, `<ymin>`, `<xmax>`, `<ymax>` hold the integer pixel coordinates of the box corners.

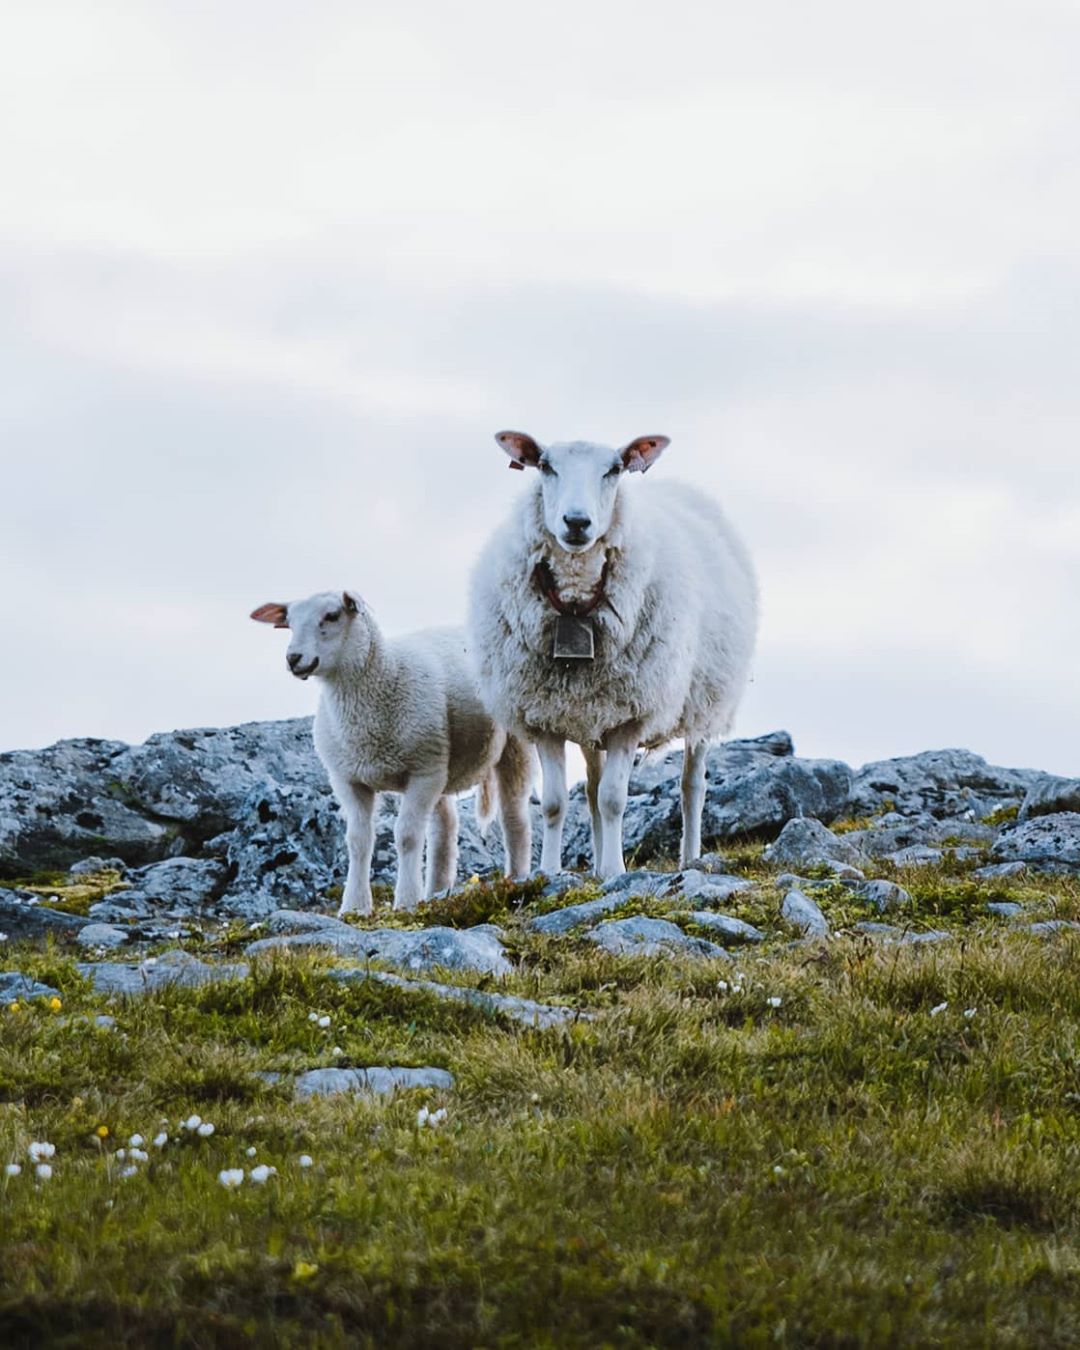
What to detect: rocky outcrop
<box><xmin>991</xmin><ymin>814</ymin><xmax>1080</xmax><ymax>872</ymax></box>
<box><xmin>844</xmin><ymin>749</ymin><xmax>1040</xmax><ymax>822</ymax></box>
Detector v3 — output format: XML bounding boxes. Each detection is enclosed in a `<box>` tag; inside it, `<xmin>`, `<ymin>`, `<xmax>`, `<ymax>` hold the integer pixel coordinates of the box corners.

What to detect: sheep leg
<box><xmin>536</xmin><ymin>735</ymin><xmax>568</xmax><ymax>875</ymax></box>
<box><xmin>583</xmin><ymin>745</ymin><xmax>606</xmax><ymax>875</ymax></box>
<box><xmin>335</xmin><ymin>779</ymin><xmax>378</xmax><ymax>917</ymax></box>
<box><xmin>494</xmin><ymin>736</ymin><xmax>533</xmax><ymax>879</ymax></box>
<box><xmin>597</xmin><ymin>725</ymin><xmax>640</xmax><ymax>879</ymax></box>
<box><xmin>426</xmin><ymin>794</ymin><xmax>459</xmax><ymax>897</ymax></box>
<box><xmin>393</xmin><ymin>774</ymin><xmax>444</xmax><ymax>910</ymax></box>
<box><xmin>680</xmin><ymin>740</ymin><xmax>709</xmax><ymax>866</ymax></box>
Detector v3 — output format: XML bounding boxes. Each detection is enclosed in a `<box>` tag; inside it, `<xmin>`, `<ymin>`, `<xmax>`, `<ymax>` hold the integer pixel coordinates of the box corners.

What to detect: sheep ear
<box><xmin>250</xmin><ymin>603</ymin><xmax>289</xmax><ymax>629</ymax></box>
<box><xmin>343</xmin><ymin>591</ymin><xmax>360</xmax><ymax>615</ymax></box>
<box><xmin>620</xmin><ymin>435</ymin><xmax>670</xmax><ymax>474</ymax></box>
<box><xmin>496</xmin><ymin>429</ymin><xmax>543</xmax><ymax>471</ymax></box>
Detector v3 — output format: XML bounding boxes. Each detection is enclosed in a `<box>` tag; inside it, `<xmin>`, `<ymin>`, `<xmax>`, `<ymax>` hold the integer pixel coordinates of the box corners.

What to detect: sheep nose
<box><xmin>287</xmin><ymin>652</ymin><xmax>304</xmax><ymax>671</ymax></box>
<box><xmin>563</xmin><ymin>512</ymin><xmax>591</xmax><ymax>533</ymax></box>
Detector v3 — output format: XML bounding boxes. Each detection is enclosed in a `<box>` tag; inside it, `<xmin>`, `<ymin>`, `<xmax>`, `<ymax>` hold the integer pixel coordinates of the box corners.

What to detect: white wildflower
<box><xmin>116</xmin><ymin>1149</ymin><xmax>126</xmax><ymax>1160</ymax></box>
<box><xmin>416</xmin><ymin>1106</ymin><xmax>430</xmax><ymax>1128</ymax></box>
<box><xmin>773</xmin><ymin>1165</ymin><xmax>785</xmax><ymax>1175</ymax></box>
<box><xmin>307</xmin><ymin>1012</ymin><xmax>318</xmax><ymax>1023</ymax></box>
<box><xmin>197</xmin><ymin>1122</ymin><xmax>215</xmax><ymax>1138</ymax></box>
<box><xmin>129</xmin><ymin>1133</ymin><xmax>144</xmax><ymax>1147</ymax></box>
<box><xmin>182</xmin><ymin>1114</ymin><xmax>202</xmax><ymax>1132</ymax></box>
<box><xmin>0</xmin><ymin>932</ymin><xmax>7</xmax><ymax>942</ymax></box>
<box><xmin>317</xmin><ymin>1015</ymin><xmax>331</xmax><ymax>1029</ymax></box>
<box><xmin>249</xmin><ymin>1164</ymin><xmax>277</xmax><ymax>1184</ymax></box>
<box><xmin>5</xmin><ymin>1163</ymin><xmax>21</xmax><ymax>1176</ymax></box>
<box><xmin>930</xmin><ymin>1002</ymin><xmax>948</xmax><ymax>1017</ymax></box>
<box><xmin>717</xmin><ymin>980</ymin><xmax>729</xmax><ymax>992</ymax></box>
<box><xmin>28</xmin><ymin>1142</ymin><xmax>55</xmax><ymax>1162</ymax></box>
<box><xmin>153</xmin><ymin>1132</ymin><xmax>168</xmax><ymax>1148</ymax></box>
<box><xmin>963</xmin><ymin>1007</ymin><xmax>977</xmax><ymax>1019</ymax></box>
<box><xmin>218</xmin><ymin>1168</ymin><xmax>244</xmax><ymax>1188</ymax></box>
<box><xmin>36</xmin><ymin>1163</ymin><xmax>53</xmax><ymax>1180</ymax></box>
<box><xmin>130</xmin><ymin>1148</ymin><xmax>148</xmax><ymax>1163</ymax></box>
<box><xmin>298</xmin><ymin>1154</ymin><xmax>313</xmax><ymax>1169</ymax></box>
<box><xmin>431</xmin><ymin>1108</ymin><xmax>448</xmax><ymax>1126</ymax></box>
<box><xmin>246</xmin><ymin>1146</ymin><xmax>258</xmax><ymax>1158</ymax></box>
<box><xmin>332</xmin><ymin>1046</ymin><xmax>343</xmax><ymax>1056</ymax></box>
<box><xmin>767</xmin><ymin>997</ymin><xmax>783</xmax><ymax>1008</ymax></box>
<box><xmin>119</xmin><ymin>1164</ymin><xmax>138</xmax><ymax>1179</ymax></box>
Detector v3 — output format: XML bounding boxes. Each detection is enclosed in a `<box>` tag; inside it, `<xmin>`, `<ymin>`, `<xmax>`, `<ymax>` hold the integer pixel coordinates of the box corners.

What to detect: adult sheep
<box><xmin>252</xmin><ymin>591</ymin><xmax>532</xmax><ymax>913</ymax></box>
<box><xmin>468</xmin><ymin>432</ymin><xmax>758</xmax><ymax>878</ymax></box>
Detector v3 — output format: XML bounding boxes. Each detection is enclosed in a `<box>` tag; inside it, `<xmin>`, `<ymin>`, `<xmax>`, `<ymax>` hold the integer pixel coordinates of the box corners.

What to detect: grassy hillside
<box><xmin>2</xmin><ymin>859</ymin><xmax>1080</xmax><ymax>1347</ymax></box>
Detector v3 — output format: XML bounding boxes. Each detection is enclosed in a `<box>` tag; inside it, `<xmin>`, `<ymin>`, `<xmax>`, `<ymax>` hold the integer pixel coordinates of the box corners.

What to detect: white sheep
<box><xmin>468</xmin><ymin>433</ymin><xmax>758</xmax><ymax>878</ymax></box>
<box><xmin>251</xmin><ymin>591</ymin><xmax>532</xmax><ymax>914</ymax></box>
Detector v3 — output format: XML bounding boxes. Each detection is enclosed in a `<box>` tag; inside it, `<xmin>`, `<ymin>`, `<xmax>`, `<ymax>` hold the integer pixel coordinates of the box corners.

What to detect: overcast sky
<box><xmin>1</xmin><ymin>0</ymin><xmax>1077</xmax><ymax>776</ymax></box>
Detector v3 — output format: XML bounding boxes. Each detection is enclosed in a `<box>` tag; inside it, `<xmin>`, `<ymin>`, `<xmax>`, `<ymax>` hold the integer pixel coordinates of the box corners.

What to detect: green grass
<box><xmin>3</xmin><ymin>855</ymin><xmax>1080</xmax><ymax>1347</ymax></box>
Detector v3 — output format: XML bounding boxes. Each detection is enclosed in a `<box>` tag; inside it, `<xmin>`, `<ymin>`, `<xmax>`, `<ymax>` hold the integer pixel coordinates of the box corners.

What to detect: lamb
<box><xmin>251</xmin><ymin>591</ymin><xmax>532</xmax><ymax>914</ymax></box>
<box><xmin>468</xmin><ymin>432</ymin><xmax>758</xmax><ymax>879</ymax></box>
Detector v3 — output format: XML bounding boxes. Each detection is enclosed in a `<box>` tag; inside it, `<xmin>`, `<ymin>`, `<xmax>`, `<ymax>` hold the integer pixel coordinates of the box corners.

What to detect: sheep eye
<box><xmin>605</xmin><ymin>465</ymin><xmax>621</xmax><ymax>478</ymax></box>
<box><xmin>324</xmin><ymin>611</ymin><xmax>341</xmax><ymax>623</ymax></box>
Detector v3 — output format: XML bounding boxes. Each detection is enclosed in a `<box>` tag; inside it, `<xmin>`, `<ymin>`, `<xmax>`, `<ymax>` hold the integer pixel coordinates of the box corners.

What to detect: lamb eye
<box><xmin>324</xmin><ymin>611</ymin><xmax>341</xmax><ymax>623</ymax></box>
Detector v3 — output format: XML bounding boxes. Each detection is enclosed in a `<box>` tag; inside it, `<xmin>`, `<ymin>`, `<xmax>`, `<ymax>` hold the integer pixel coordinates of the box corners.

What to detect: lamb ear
<box><xmin>620</xmin><ymin>435</ymin><xmax>670</xmax><ymax>474</ymax></box>
<box><xmin>343</xmin><ymin>591</ymin><xmax>360</xmax><ymax>615</ymax></box>
<box><xmin>250</xmin><ymin>603</ymin><xmax>289</xmax><ymax>629</ymax></box>
<box><xmin>495</xmin><ymin>429</ymin><xmax>543</xmax><ymax>471</ymax></box>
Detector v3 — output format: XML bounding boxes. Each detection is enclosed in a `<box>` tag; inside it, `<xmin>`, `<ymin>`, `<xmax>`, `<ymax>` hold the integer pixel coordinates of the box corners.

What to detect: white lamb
<box><xmin>251</xmin><ymin>591</ymin><xmax>532</xmax><ymax>914</ymax></box>
<box><xmin>468</xmin><ymin>432</ymin><xmax>758</xmax><ymax>879</ymax></box>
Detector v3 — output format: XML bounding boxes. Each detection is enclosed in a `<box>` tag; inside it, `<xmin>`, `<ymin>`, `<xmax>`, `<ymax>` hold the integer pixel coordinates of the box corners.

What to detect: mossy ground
<box><xmin>3</xmin><ymin>850</ymin><xmax>1080</xmax><ymax>1347</ymax></box>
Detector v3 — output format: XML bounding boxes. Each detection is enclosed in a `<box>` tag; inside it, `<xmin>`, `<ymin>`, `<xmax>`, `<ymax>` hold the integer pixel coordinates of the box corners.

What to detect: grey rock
<box><xmin>0</xmin><ymin>737</ymin><xmax>172</xmax><ymax>876</ymax></box>
<box><xmin>0</xmin><ymin>970</ymin><xmax>60</xmax><ymax>1001</ymax></box>
<box><xmin>560</xmin><ymin>737</ymin><xmax>851</xmax><ymax>867</ymax></box>
<box><xmin>992</xmin><ymin>814</ymin><xmax>1080</xmax><ymax>871</ymax></box>
<box><xmin>0</xmin><ymin>893</ymin><xmax>88</xmax><ymax>940</ymax></box>
<box><xmin>684</xmin><ymin>853</ymin><xmax>739</xmax><ymax>874</ymax></box>
<box><xmin>986</xmin><ymin>901</ymin><xmax>1024</xmax><ymax>918</ymax></box>
<box><xmin>781</xmin><ymin>889</ymin><xmax>829</xmax><ymax>938</ymax></box>
<box><xmin>529</xmin><ymin>894</ymin><xmax>633</xmax><ymax>935</ymax></box>
<box><xmin>974</xmin><ymin>862</ymin><xmax>1027</xmax><ymax>880</ymax></box>
<box><xmin>599</xmin><ymin>870</ymin><xmax>671</xmax><ymax>898</ymax></box>
<box><xmin>1023</xmin><ymin>919</ymin><xmax>1080</xmax><ymax>937</ymax></box>
<box><xmin>846</xmin><ymin>749</ymin><xmax>1039</xmax><ymax>822</ymax></box>
<box><xmin>294</xmin><ymin>1066</ymin><xmax>454</xmax><ymax>1099</ymax></box>
<box><xmin>664</xmin><ymin>869</ymin><xmax>754</xmax><ymax>904</ymax></box>
<box><xmin>69</xmin><ymin>856</ymin><xmax>126</xmax><ymax>876</ymax></box>
<box><xmin>119</xmin><ymin>857</ymin><xmax>229</xmax><ymax>914</ymax></box>
<box><xmin>328</xmin><ymin>966</ymin><xmax>586</xmax><ymax>1029</ymax></box>
<box><xmin>763</xmin><ymin>818</ymin><xmax>865</xmax><ymax>869</ymax></box>
<box><xmin>537</xmin><ymin>872</ymin><xmax>585</xmax><ymax>899</ymax></box>
<box><xmin>1019</xmin><ymin>776</ymin><xmax>1080</xmax><ymax>822</ymax></box>
<box><xmin>248</xmin><ymin>912</ymin><xmax>512</xmax><ymax>976</ymax></box>
<box><xmin>844</xmin><ymin>818</ymin><xmax>995</xmax><ymax>859</ymax></box>
<box><xmin>885</xmin><ymin>846</ymin><xmax>944</xmax><ymax>867</ymax></box>
<box><xmin>88</xmin><ymin>896</ymin><xmax>154</xmax><ymax>922</ymax></box>
<box><xmin>683</xmin><ymin>911</ymin><xmax>765</xmax><ymax>943</ymax></box>
<box><xmin>851</xmin><ymin>922</ymin><xmax>950</xmax><ymax>945</ymax></box>
<box><xmin>588</xmin><ymin>915</ymin><xmax>729</xmax><ymax>959</ymax></box>
<box><xmin>78</xmin><ymin>949</ymin><xmax>249</xmax><ymax>996</ymax></box>
<box><xmin>853</xmin><ymin>879</ymin><xmax>911</xmax><ymax>913</ymax></box>
<box><xmin>76</xmin><ymin>923</ymin><xmax>129</xmax><ymax>950</ymax></box>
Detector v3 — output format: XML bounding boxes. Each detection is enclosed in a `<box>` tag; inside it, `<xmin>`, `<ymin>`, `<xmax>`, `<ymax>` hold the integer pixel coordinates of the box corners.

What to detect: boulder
<box><xmin>683</xmin><ymin>911</ymin><xmax>765</xmax><ymax>943</ymax></box>
<box><xmin>781</xmin><ymin>889</ymin><xmax>829</xmax><ymax>938</ymax></box>
<box><xmin>762</xmin><ymin>818</ymin><xmax>865</xmax><ymax>869</ymax></box>
<box><xmin>845</xmin><ymin>749</ymin><xmax>1039</xmax><ymax>821</ymax></box>
<box><xmin>116</xmin><ymin>858</ymin><xmax>229</xmax><ymax>914</ymax></box>
<box><xmin>0</xmin><ymin>892</ymin><xmax>88</xmax><ymax>940</ymax></box>
<box><xmin>75</xmin><ymin>923</ymin><xmax>129</xmax><ymax>950</ymax></box>
<box><xmin>1019</xmin><ymin>776</ymin><xmax>1080</xmax><ymax>821</ymax></box>
<box><xmin>78</xmin><ymin>949</ymin><xmax>250</xmax><ymax>995</ymax></box>
<box><xmin>853</xmin><ymin>880</ymin><xmax>911</xmax><ymax>913</ymax></box>
<box><xmin>247</xmin><ymin>911</ymin><xmax>512</xmax><ymax>976</ymax></box>
<box><xmin>0</xmin><ymin>970</ymin><xmax>60</xmax><ymax>1001</ymax></box>
<box><xmin>991</xmin><ymin>814</ymin><xmax>1080</xmax><ymax>872</ymax></box>
<box><xmin>663</xmin><ymin>870</ymin><xmax>754</xmax><ymax>904</ymax></box>
<box><xmin>529</xmin><ymin>894</ymin><xmax>634</xmax><ymax>935</ymax></box>
<box><xmin>588</xmin><ymin>916</ymin><xmax>728</xmax><ymax>959</ymax></box>
<box><xmin>328</xmin><ymin>966</ymin><xmax>585</xmax><ymax>1029</ymax></box>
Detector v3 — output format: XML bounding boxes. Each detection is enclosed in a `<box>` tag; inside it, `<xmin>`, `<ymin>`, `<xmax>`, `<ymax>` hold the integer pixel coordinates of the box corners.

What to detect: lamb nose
<box><xmin>287</xmin><ymin>652</ymin><xmax>303</xmax><ymax>670</ymax></box>
<box><xmin>564</xmin><ymin>513</ymin><xmax>591</xmax><ymax>531</ymax></box>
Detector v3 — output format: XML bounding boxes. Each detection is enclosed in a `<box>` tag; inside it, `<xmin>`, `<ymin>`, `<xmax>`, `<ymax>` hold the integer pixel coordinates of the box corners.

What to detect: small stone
<box><xmin>763</xmin><ymin>818</ymin><xmax>865</xmax><ymax>869</ymax></box>
<box><xmin>986</xmin><ymin>901</ymin><xmax>1023</xmax><ymax>918</ymax></box>
<box><xmin>683</xmin><ymin>911</ymin><xmax>765</xmax><ymax>943</ymax></box>
<box><xmin>853</xmin><ymin>880</ymin><xmax>911</xmax><ymax>913</ymax></box>
<box><xmin>588</xmin><ymin>916</ymin><xmax>729</xmax><ymax>960</ymax></box>
<box><xmin>780</xmin><ymin>889</ymin><xmax>829</xmax><ymax>938</ymax></box>
<box><xmin>974</xmin><ymin>862</ymin><xmax>1028</xmax><ymax>880</ymax></box>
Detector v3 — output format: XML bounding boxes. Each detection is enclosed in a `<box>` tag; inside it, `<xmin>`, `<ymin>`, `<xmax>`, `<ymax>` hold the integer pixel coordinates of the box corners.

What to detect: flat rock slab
<box><xmin>986</xmin><ymin>901</ymin><xmax>1024</xmax><ymax>918</ymax></box>
<box><xmin>853</xmin><ymin>923</ymin><xmax>951</xmax><ymax>945</ymax></box>
<box><xmin>76</xmin><ymin>922</ymin><xmax>129</xmax><ymax>949</ymax></box>
<box><xmin>664</xmin><ymin>870</ymin><xmax>755</xmax><ymax>904</ymax></box>
<box><xmin>0</xmin><ymin>970</ymin><xmax>60</xmax><ymax>1001</ymax></box>
<box><xmin>0</xmin><ymin>894</ymin><xmax>88</xmax><ymax>940</ymax></box>
<box><xmin>1019</xmin><ymin>776</ymin><xmax>1080</xmax><ymax>821</ymax></box>
<box><xmin>683</xmin><ymin>911</ymin><xmax>765</xmax><ymax>943</ymax></box>
<box><xmin>328</xmin><ymin>967</ymin><xmax>586</xmax><ymax>1029</ymax></box>
<box><xmin>781</xmin><ymin>889</ymin><xmax>829</xmax><ymax>938</ymax></box>
<box><xmin>845</xmin><ymin>748</ymin><xmax>1038</xmax><ymax>821</ymax></box>
<box><xmin>78</xmin><ymin>949</ymin><xmax>250</xmax><ymax>996</ymax></box>
<box><xmin>599</xmin><ymin>871</ymin><xmax>671</xmax><ymax>898</ymax></box>
<box><xmin>1024</xmin><ymin>919</ymin><xmax>1080</xmax><ymax>937</ymax></box>
<box><xmin>294</xmin><ymin>1066</ymin><xmax>454</xmax><ymax>1099</ymax></box>
<box><xmin>974</xmin><ymin>862</ymin><xmax>1028</xmax><ymax>880</ymax></box>
<box><xmin>249</xmin><ymin>911</ymin><xmax>511</xmax><ymax>976</ymax></box>
<box><xmin>588</xmin><ymin>916</ymin><xmax>729</xmax><ymax>960</ymax></box>
<box><xmin>529</xmin><ymin>894</ymin><xmax>632</xmax><ymax>935</ymax></box>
